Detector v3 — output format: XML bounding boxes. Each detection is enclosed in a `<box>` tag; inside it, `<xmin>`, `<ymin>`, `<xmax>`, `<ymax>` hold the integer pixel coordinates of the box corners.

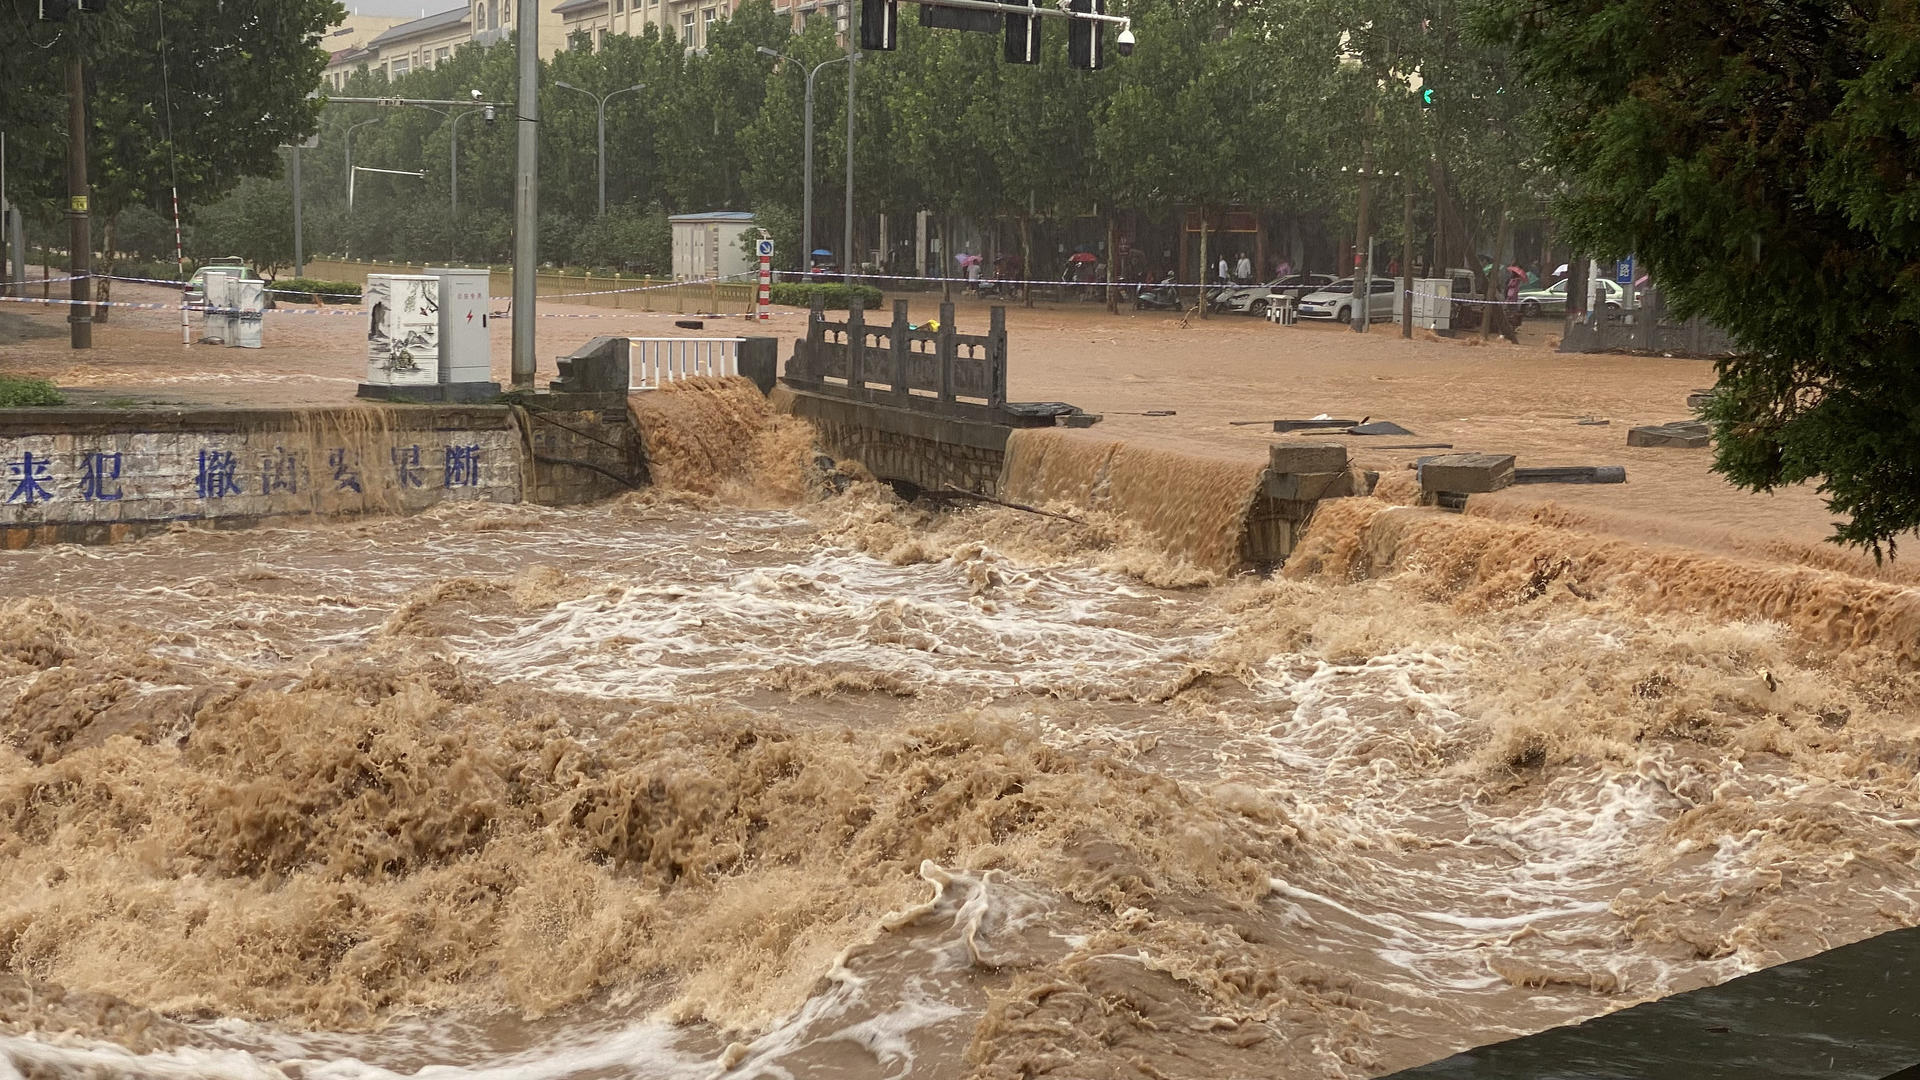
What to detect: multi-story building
<box><xmin>548</xmin><ymin>0</ymin><xmax>843</xmax><ymax>52</ymax></box>
<box><xmin>318</xmin><ymin>12</ymin><xmax>410</xmax><ymax>91</ymax></box>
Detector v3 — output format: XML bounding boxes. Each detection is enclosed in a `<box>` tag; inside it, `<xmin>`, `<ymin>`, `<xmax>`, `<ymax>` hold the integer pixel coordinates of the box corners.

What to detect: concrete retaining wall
<box><xmin>0</xmin><ymin>401</ymin><xmax>633</xmax><ymax>548</ymax></box>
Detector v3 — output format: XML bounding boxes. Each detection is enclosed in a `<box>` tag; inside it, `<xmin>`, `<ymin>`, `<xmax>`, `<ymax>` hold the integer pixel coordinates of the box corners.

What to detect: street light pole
<box><xmin>512</xmin><ymin>0</ymin><xmax>540</xmax><ymax>390</ymax></box>
<box><xmin>845</xmin><ymin>47</ymin><xmax>858</xmax><ymax>283</ymax></box>
<box><xmin>343</xmin><ymin>117</ymin><xmax>380</xmax><ymax>260</ymax></box>
<box><xmin>757</xmin><ymin>48</ymin><xmax>851</xmax><ymax>274</ymax></box>
<box><xmin>555</xmin><ymin>81</ymin><xmax>645</xmax><ymax>217</ymax></box>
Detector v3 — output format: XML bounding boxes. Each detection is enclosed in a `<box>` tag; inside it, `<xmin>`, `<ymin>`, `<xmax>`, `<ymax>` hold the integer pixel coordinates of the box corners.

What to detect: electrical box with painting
<box><xmin>361</xmin><ymin>269</ymin><xmax>498</xmax><ymax>401</ymax></box>
<box><xmin>365</xmin><ymin>274</ymin><xmax>441</xmax><ymax>387</ymax></box>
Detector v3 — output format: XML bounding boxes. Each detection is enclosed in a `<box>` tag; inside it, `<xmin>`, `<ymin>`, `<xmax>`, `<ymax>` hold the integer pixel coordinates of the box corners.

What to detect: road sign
<box><xmin>757</xmin><ymin>240</ymin><xmax>773</xmax><ymax>321</ymax></box>
<box><xmin>1616</xmin><ymin>255</ymin><xmax>1634</xmax><ymax>284</ymax></box>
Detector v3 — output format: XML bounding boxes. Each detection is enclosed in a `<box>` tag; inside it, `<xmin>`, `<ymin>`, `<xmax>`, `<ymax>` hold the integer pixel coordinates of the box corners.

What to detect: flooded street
<box><xmin>4</xmin><ymin>442</ymin><xmax>1918</xmax><ymax>1078</ymax></box>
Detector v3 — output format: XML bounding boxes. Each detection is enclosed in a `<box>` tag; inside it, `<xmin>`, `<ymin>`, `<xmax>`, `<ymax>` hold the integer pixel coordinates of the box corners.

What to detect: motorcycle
<box><xmin>1134</xmin><ymin>274</ymin><xmax>1182</xmax><ymax>311</ymax></box>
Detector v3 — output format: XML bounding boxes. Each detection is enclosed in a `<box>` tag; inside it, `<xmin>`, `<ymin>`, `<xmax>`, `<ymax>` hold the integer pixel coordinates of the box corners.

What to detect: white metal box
<box><xmin>200</xmin><ymin>268</ymin><xmax>239</xmax><ymax>345</ymax></box>
<box><xmin>234</xmin><ymin>278</ymin><xmax>265</xmax><ymax>349</ymax></box>
<box><xmin>425</xmin><ymin>267</ymin><xmax>491</xmax><ymax>385</ymax></box>
<box><xmin>1411</xmin><ymin>278</ymin><xmax>1454</xmax><ymax>331</ymax></box>
<box><xmin>365</xmin><ymin>273</ymin><xmax>440</xmax><ymax>386</ymax></box>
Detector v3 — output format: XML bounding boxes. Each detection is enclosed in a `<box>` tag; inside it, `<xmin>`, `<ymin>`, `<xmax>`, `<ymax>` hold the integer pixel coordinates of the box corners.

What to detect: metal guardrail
<box><xmin>629</xmin><ymin>337</ymin><xmax>744</xmax><ymax>389</ymax></box>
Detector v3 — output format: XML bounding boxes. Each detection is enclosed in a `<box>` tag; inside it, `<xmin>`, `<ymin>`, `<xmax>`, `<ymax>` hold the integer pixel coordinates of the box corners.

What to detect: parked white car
<box><xmin>1211</xmin><ymin>274</ymin><xmax>1335</xmax><ymax>316</ymax></box>
<box><xmin>1295</xmin><ymin>277</ymin><xmax>1399</xmax><ymax>322</ymax></box>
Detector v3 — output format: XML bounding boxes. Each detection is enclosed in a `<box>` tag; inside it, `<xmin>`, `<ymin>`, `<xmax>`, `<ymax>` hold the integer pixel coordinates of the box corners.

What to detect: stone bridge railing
<box><xmin>785</xmin><ymin>298</ymin><xmax>1012</xmax><ymax>421</ymax></box>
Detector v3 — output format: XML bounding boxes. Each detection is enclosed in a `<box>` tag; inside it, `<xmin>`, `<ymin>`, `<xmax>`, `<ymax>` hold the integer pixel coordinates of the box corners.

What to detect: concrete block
<box><xmin>1419</xmin><ymin>452</ymin><xmax>1516</xmax><ymax>494</ymax></box>
<box><xmin>1627</xmin><ymin>422</ymin><xmax>1710</xmax><ymax>448</ymax></box>
<box><xmin>1269</xmin><ymin>443</ymin><xmax>1348</xmax><ymax>475</ymax></box>
<box><xmin>1264</xmin><ymin>471</ymin><xmax>1354</xmax><ymax>502</ymax></box>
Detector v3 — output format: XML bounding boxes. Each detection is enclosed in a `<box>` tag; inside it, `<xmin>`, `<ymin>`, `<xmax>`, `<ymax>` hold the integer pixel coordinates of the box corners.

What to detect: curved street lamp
<box><xmin>757</xmin><ymin>47</ymin><xmax>855</xmax><ymax>275</ymax></box>
<box><xmin>554</xmin><ymin>80</ymin><xmax>646</xmax><ymax>217</ymax></box>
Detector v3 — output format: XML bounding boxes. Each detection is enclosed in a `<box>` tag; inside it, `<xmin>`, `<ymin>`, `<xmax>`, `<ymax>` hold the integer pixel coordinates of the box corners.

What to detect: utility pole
<box><xmin>512</xmin><ymin>0</ymin><xmax>539</xmax><ymax>389</ymax></box>
<box><xmin>1401</xmin><ymin>188</ymin><xmax>1413</xmax><ymax>339</ymax></box>
<box><xmin>67</xmin><ymin>53</ymin><xmax>91</xmax><ymax>350</ymax></box>
<box><xmin>1350</xmin><ymin>155</ymin><xmax>1370</xmax><ymax>334</ymax></box>
<box><xmin>291</xmin><ymin>143</ymin><xmax>304</xmax><ymax>278</ymax></box>
<box><xmin>844</xmin><ymin>4</ymin><xmax>858</xmax><ymax>283</ymax></box>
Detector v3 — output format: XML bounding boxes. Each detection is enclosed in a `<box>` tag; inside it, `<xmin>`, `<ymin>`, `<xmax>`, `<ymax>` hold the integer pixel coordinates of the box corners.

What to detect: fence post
<box><xmin>709</xmin><ymin>277</ymin><xmax>719</xmax><ymax>315</ymax></box>
<box><xmin>614</xmin><ymin>271</ymin><xmax>622</xmax><ymax>309</ymax></box>
<box><xmin>988</xmin><ymin>305</ymin><xmax>1007</xmax><ymax>409</ymax></box>
<box><xmin>937</xmin><ymin>301</ymin><xmax>956</xmax><ymax>404</ymax></box>
<box><xmin>892</xmin><ymin>298</ymin><xmax>910</xmax><ymax>402</ymax></box>
<box><xmin>848</xmin><ymin>298</ymin><xmax>866</xmax><ymax>389</ymax></box>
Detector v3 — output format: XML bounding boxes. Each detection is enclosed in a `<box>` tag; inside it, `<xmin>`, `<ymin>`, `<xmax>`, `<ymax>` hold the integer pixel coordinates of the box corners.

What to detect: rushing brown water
<box><xmin>3</xmin><ymin>379</ymin><xmax>1919</xmax><ymax>1078</ymax></box>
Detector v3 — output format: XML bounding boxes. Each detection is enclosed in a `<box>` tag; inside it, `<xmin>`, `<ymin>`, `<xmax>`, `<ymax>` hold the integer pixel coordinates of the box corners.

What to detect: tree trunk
<box><xmin>1021</xmin><ymin>213</ymin><xmax>1033</xmax><ymax>308</ymax></box>
<box><xmin>1197</xmin><ymin>210</ymin><xmax>1210</xmax><ymax>320</ymax></box>
<box><xmin>1105</xmin><ymin>211</ymin><xmax>1117</xmax><ymax>314</ymax></box>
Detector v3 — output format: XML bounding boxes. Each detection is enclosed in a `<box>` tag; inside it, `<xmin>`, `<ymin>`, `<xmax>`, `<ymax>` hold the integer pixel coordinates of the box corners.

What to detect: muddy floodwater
<box><xmin>3</xmin><ymin>382</ymin><xmax>1919</xmax><ymax>1079</ymax></box>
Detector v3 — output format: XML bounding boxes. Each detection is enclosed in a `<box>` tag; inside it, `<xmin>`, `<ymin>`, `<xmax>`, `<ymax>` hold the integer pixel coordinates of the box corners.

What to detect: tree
<box><xmin>190</xmin><ymin>174</ymin><xmax>297</xmax><ymax>278</ymax></box>
<box><xmin>1485</xmin><ymin>0</ymin><xmax>1920</xmax><ymax>553</ymax></box>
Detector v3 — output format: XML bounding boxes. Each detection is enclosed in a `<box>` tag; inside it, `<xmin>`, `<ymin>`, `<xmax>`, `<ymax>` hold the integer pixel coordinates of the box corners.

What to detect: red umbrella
<box><xmin>1069</xmin><ymin>252</ymin><xmax>1098</xmax><ymax>263</ymax></box>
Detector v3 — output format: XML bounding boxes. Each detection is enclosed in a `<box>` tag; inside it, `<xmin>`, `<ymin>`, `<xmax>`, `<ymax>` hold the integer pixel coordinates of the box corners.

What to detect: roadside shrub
<box><xmin>0</xmin><ymin>376</ymin><xmax>65</xmax><ymax>408</ymax></box>
<box><xmin>270</xmin><ymin>278</ymin><xmax>362</xmax><ymax>303</ymax></box>
<box><xmin>769</xmin><ymin>282</ymin><xmax>884</xmax><ymax>310</ymax></box>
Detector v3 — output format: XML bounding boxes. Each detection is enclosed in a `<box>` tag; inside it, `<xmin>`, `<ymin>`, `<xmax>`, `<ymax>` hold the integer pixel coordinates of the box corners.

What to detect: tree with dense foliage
<box><xmin>1485</xmin><ymin>0</ymin><xmax>1920</xmax><ymax>552</ymax></box>
<box><xmin>0</xmin><ymin>0</ymin><xmax>340</xmax><ymax>300</ymax></box>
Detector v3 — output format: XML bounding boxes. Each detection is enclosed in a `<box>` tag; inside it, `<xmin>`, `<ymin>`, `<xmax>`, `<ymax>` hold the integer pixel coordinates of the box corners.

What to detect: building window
<box><xmin>390</xmin><ymin>56</ymin><xmax>410</xmax><ymax>77</ymax></box>
<box><xmin>703</xmin><ymin>6</ymin><xmax>716</xmax><ymax>37</ymax></box>
<box><xmin>503</xmin><ymin>0</ymin><xmax>511</xmax><ymax>23</ymax></box>
<box><xmin>435</xmin><ymin>46</ymin><xmax>451</xmax><ymax>64</ymax></box>
<box><xmin>614</xmin><ymin>0</ymin><xmax>623</xmax><ymax>10</ymax></box>
<box><xmin>681</xmin><ymin>10</ymin><xmax>695</xmax><ymax>39</ymax></box>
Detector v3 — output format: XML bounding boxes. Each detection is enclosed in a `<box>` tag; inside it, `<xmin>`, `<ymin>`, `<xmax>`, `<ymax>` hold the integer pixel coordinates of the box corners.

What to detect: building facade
<box><xmin>549</xmin><ymin>0</ymin><xmax>844</xmax><ymax>52</ymax></box>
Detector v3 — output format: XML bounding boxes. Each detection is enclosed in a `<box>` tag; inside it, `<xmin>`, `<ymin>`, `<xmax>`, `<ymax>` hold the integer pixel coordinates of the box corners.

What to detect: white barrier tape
<box><xmin>0</xmin><ymin>275</ymin><xmax>78</xmax><ymax>287</ymax></box>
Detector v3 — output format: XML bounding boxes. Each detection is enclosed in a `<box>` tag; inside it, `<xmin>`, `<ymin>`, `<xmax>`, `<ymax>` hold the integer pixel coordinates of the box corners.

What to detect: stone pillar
<box><xmin>847</xmin><ymin>299</ymin><xmax>866</xmax><ymax>389</ymax></box>
<box><xmin>937</xmin><ymin>301</ymin><xmax>956</xmax><ymax>404</ymax></box>
<box><xmin>891</xmin><ymin>298</ymin><xmax>910</xmax><ymax>402</ymax></box>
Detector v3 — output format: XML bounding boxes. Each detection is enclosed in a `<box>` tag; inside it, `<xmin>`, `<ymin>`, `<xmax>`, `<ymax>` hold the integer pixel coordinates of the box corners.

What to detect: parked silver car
<box><xmin>1296</xmin><ymin>277</ymin><xmax>1399</xmax><ymax>322</ymax></box>
<box><xmin>1211</xmin><ymin>273</ymin><xmax>1335</xmax><ymax>316</ymax></box>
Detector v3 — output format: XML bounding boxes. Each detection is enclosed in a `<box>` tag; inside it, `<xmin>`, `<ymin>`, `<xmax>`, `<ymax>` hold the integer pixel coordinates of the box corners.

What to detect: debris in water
<box><xmin>1270</xmin><ymin>418</ymin><xmax>1361</xmax><ymax>433</ymax></box>
<box><xmin>1626</xmin><ymin>421</ymin><xmax>1710</xmax><ymax>448</ymax></box>
<box><xmin>1347</xmin><ymin>420</ymin><xmax>1415</xmax><ymax>436</ymax></box>
<box><xmin>1576</xmin><ymin>416</ymin><xmax>1611</xmax><ymax>426</ymax></box>
<box><xmin>1512</xmin><ymin>466</ymin><xmax>1628</xmax><ymax>485</ymax></box>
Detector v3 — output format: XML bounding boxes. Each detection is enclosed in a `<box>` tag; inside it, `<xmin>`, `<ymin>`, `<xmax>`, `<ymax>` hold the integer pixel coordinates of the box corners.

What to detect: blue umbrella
<box><xmin>811</xmin><ymin>249</ymin><xmax>833</xmax><ymax>258</ymax></box>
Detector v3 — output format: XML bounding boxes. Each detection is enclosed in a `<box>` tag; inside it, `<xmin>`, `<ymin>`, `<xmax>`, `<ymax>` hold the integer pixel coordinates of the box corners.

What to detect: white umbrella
<box><xmin>1553</xmin><ymin>263</ymin><xmax>1569</xmax><ymax>276</ymax></box>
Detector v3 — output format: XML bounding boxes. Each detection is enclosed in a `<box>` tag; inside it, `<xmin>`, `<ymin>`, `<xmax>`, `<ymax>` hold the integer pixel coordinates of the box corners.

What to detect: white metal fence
<box><xmin>629</xmin><ymin>337</ymin><xmax>744</xmax><ymax>390</ymax></box>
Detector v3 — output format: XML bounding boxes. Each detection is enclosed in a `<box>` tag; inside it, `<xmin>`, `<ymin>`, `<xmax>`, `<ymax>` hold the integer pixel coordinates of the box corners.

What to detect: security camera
<box><xmin>483</xmin><ymin>104</ymin><xmax>496</xmax><ymax>122</ymax></box>
<box><xmin>470</xmin><ymin>88</ymin><xmax>482</xmax><ymax>100</ymax></box>
<box><xmin>1116</xmin><ymin>26</ymin><xmax>1135</xmax><ymax>55</ymax></box>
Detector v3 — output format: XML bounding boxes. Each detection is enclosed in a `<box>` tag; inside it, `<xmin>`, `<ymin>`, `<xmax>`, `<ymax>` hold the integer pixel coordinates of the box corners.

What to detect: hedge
<box><xmin>770</xmin><ymin>282</ymin><xmax>884</xmax><ymax>310</ymax></box>
<box><xmin>269</xmin><ymin>278</ymin><xmax>362</xmax><ymax>302</ymax></box>
<box><xmin>0</xmin><ymin>376</ymin><xmax>65</xmax><ymax>408</ymax></box>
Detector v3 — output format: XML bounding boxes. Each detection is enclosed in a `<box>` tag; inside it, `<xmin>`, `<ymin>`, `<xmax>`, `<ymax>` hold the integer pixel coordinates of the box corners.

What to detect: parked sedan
<box><xmin>1518</xmin><ymin>278</ymin><xmax>1623</xmax><ymax>317</ymax></box>
<box><xmin>1296</xmin><ymin>277</ymin><xmax>1399</xmax><ymax>322</ymax></box>
<box><xmin>1211</xmin><ymin>274</ymin><xmax>1335</xmax><ymax>316</ymax></box>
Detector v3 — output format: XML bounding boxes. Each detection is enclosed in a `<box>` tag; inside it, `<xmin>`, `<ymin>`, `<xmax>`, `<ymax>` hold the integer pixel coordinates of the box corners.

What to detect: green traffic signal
<box><xmin>1420</xmin><ymin>86</ymin><xmax>1434</xmax><ymax>107</ymax></box>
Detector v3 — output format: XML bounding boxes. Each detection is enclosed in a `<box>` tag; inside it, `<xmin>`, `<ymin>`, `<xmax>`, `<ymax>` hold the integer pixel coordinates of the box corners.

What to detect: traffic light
<box><xmin>1004</xmin><ymin>6</ymin><xmax>1040</xmax><ymax>64</ymax></box>
<box><xmin>1420</xmin><ymin>86</ymin><xmax>1434</xmax><ymax>108</ymax></box>
<box><xmin>860</xmin><ymin>0</ymin><xmax>897</xmax><ymax>51</ymax></box>
<box><xmin>1067</xmin><ymin>0</ymin><xmax>1105</xmax><ymax>70</ymax></box>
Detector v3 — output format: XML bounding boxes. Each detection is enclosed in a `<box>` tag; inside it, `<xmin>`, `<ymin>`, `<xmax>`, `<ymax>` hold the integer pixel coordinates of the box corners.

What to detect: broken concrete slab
<box><xmin>1062</xmin><ymin>412</ymin><xmax>1104</xmax><ymax>429</ymax></box>
<box><xmin>1686</xmin><ymin>388</ymin><xmax>1718</xmax><ymax>411</ymax></box>
<box><xmin>1269</xmin><ymin>443</ymin><xmax>1349</xmax><ymax>475</ymax></box>
<box><xmin>1264</xmin><ymin>471</ymin><xmax>1354</xmax><ymax>502</ymax></box>
<box><xmin>1348</xmin><ymin>420</ymin><xmax>1415</xmax><ymax>436</ymax></box>
<box><xmin>1419</xmin><ymin>452</ymin><xmax>1516</xmax><ymax>494</ymax></box>
<box><xmin>1513</xmin><ymin>465</ymin><xmax>1627</xmax><ymax>485</ymax></box>
<box><xmin>1627</xmin><ymin>421</ymin><xmax>1709</xmax><ymax>448</ymax></box>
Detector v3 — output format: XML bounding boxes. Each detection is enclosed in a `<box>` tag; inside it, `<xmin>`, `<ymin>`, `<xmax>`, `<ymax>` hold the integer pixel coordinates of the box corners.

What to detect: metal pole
<box><xmin>596</xmin><ymin>98</ymin><xmax>607</xmax><ymax>217</ymax></box>
<box><xmin>449</xmin><ymin>109</ymin><xmax>467</xmax><ymax>261</ymax></box>
<box><xmin>511</xmin><ymin>0</ymin><xmax>539</xmax><ymax>390</ymax></box>
<box><xmin>803</xmin><ymin>66</ymin><xmax>816</xmax><ymax>273</ymax></box>
<box><xmin>844</xmin><ymin>46</ymin><xmax>856</xmax><ymax>283</ymax></box>
<box><xmin>292</xmin><ymin>143</ymin><xmax>305</xmax><ymax>278</ymax></box>
<box><xmin>67</xmin><ymin>54</ymin><xmax>91</xmax><ymax>350</ymax></box>
<box><xmin>343</xmin><ymin>118</ymin><xmax>378</xmax><ymax>260</ymax></box>
<box><xmin>1401</xmin><ymin>187</ymin><xmax>1413</xmax><ymax>339</ymax></box>
<box><xmin>1350</xmin><ymin>165</ymin><xmax>1370</xmax><ymax>333</ymax></box>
